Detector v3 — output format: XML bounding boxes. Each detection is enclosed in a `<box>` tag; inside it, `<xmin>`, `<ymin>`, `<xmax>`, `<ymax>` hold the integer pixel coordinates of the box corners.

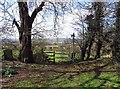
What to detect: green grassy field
<box><xmin>0</xmin><ymin>50</ymin><xmax>19</xmax><ymax>59</ymax></box>
<box><xmin>2</xmin><ymin>50</ymin><xmax>119</xmax><ymax>88</ymax></box>
<box><xmin>0</xmin><ymin>50</ymin><xmax>3</xmax><ymax>57</ymax></box>
<box><xmin>15</xmin><ymin>72</ymin><xmax>119</xmax><ymax>87</ymax></box>
<box><xmin>0</xmin><ymin>50</ymin><xmax>111</xmax><ymax>63</ymax></box>
<box><xmin>43</xmin><ymin>51</ymin><xmax>70</xmax><ymax>62</ymax></box>
<box><xmin>13</xmin><ymin>62</ymin><xmax>120</xmax><ymax>87</ymax></box>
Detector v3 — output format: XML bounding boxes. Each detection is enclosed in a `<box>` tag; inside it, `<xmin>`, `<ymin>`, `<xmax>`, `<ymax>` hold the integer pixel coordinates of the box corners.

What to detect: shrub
<box><xmin>3</xmin><ymin>66</ymin><xmax>15</xmax><ymax>77</ymax></box>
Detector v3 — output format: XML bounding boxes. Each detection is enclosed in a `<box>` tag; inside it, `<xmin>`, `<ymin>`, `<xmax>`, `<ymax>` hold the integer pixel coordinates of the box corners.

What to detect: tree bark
<box><xmin>13</xmin><ymin>2</ymin><xmax>45</xmax><ymax>63</ymax></box>
<box><xmin>20</xmin><ymin>28</ymin><xmax>34</xmax><ymax>63</ymax></box>
<box><xmin>17</xmin><ymin>2</ymin><xmax>33</xmax><ymax>62</ymax></box>
<box><xmin>83</xmin><ymin>14</ymin><xmax>95</xmax><ymax>60</ymax></box>
<box><xmin>81</xmin><ymin>40</ymin><xmax>89</xmax><ymax>61</ymax></box>
<box><xmin>93</xmin><ymin>2</ymin><xmax>104</xmax><ymax>60</ymax></box>
<box><xmin>95</xmin><ymin>39</ymin><xmax>102</xmax><ymax>59</ymax></box>
<box><xmin>86</xmin><ymin>37</ymin><xmax>94</xmax><ymax>60</ymax></box>
<box><xmin>81</xmin><ymin>14</ymin><xmax>95</xmax><ymax>61</ymax></box>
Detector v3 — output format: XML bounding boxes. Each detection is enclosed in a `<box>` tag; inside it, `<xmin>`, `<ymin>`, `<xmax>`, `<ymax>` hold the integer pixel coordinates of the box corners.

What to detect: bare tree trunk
<box><xmin>81</xmin><ymin>41</ymin><xmax>88</xmax><ymax>61</ymax></box>
<box><xmin>13</xmin><ymin>2</ymin><xmax>45</xmax><ymax>63</ymax></box>
<box><xmin>86</xmin><ymin>37</ymin><xmax>94</xmax><ymax>60</ymax></box>
<box><xmin>20</xmin><ymin>30</ymin><xmax>34</xmax><ymax>63</ymax></box>
<box><xmin>95</xmin><ymin>39</ymin><xmax>102</xmax><ymax>59</ymax></box>
<box><xmin>81</xmin><ymin>14</ymin><xmax>95</xmax><ymax>61</ymax></box>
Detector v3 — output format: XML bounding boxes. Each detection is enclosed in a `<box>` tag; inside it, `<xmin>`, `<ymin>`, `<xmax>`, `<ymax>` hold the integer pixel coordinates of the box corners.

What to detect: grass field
<box><xmin>44</xmin><ymin>51</ymin><xmax>70</xmax><ymax>62</ymax></box>
<box><xmin>15</xmin><ymin>72</ymin><xmax>119</xmax><ymax>87</ymax></box>
<box><xmin>2</xmin><ymin>59</ymin><xmax>120</xmax><ymax>87</ymax></box>
<box><xmin>0</xmin><ymin>50</ymin><xmax>19</xmax><ymax>59</ymax></box>
<box><xmin>0</xmin><ymin>50</ymin><xmax>111</xmax><ymax>63</ymax></box>
<box><xmin>0</xmin><ymin>50</ymin><xmax>3</xmax><ymax>57</ymax></box>
<box><xmin>1</xmin><ymin>50</ymin><xmax>119</xmax><ymax>88</ymax></box>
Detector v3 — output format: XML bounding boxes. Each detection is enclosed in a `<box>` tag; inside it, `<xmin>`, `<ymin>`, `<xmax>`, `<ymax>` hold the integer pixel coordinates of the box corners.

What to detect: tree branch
<box><xmin>12</xmin><ymin>19</ymin><xmax>20</xmax><ymax>31</ymax></box>
<box><xmin>30</xmin><ymin>2</ymin><xmax>45</xmax><ymax>24</ymax></box>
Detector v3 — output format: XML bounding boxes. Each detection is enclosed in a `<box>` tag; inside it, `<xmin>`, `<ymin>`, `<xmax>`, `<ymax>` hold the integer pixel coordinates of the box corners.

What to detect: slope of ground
<box><xmin>1</xmin><ymin>59</ymin><xmax>120</xmax><ymax>88</ymax></box>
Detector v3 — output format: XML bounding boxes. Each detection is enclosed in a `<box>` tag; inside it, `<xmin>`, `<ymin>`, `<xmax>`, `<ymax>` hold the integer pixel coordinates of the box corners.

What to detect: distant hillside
<box><xmin>1</xmin><ymin>37</ymin><xmax>71</xmax><ymax>44</ymax></box>
<box><xmin>47</xmin><ymin>38</ymin><xmax>67</xmax><ymax>43</ymax></box>
<box><xmin>1</xmin><ymin>38</ymin><xmax>18</xmax><ymax>44</ymax></box>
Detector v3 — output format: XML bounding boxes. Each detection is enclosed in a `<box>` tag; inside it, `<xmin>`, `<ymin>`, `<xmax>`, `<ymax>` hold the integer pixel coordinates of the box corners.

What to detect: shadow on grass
<box><xmin>37</xmin><ymin>61</ymin><xmax>120</xmax><ymax>87</ymax></box>
<box><xmin>78</xmin><ymin>63</ymin><xmax>119</xmax><ymax>87</ymax></box>
<box><xmin>78</xmin><ymin>74</ymin><xmax>120</xmax><ymax>87</ymax></box>
<box><xmin>47</xmin><ymin>73</ymin><xmax>66</xmax><ymax>81</ymax></box>
<box><xmin>78</xmin><ymin>73</ymin><xmax>100</xmax><ymax>87</ymax></box>
<box><xmin>39</xmin><ymin>63</ymin><xmax>112</xmax><ymax>87</ymax></box>
<box><xmin>97</xmin><ymin>77</ymin><xmax>120</xmax><ymax>84</ymax></box>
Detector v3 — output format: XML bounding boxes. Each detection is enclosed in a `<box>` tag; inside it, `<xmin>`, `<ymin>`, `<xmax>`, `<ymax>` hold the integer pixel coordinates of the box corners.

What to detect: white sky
<box><xmin>0</xmin><ymin>0</ymin><xmax>90</xmax><ymax>40</ymax></box>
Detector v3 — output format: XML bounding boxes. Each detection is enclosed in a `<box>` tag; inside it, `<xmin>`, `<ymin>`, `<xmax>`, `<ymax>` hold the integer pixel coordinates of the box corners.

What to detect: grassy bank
<box><xmin>2</xmin><ymin>59</ymin><xmax>119</xmax><ymax>88</ymax></box>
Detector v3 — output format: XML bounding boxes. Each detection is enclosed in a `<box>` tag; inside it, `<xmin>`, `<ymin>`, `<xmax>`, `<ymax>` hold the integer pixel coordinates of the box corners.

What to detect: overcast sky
<box><xmin>0</xmin><ymin>0</ymin><xmax>91</xmax><ymax>40</ymax></box>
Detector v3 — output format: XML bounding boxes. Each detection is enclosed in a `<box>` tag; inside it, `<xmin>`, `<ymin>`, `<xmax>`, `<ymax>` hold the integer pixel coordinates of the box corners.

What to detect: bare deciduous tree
<box><xmin>12</xmin><ymin>1</ymin><xmax>45</xmax><ymax>62</ymax></box>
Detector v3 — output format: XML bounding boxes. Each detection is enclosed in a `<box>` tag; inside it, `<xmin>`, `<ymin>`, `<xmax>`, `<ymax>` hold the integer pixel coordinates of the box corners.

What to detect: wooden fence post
<box><xmin>53</xmin><ymin>51</ymin><xmax>55</xmax><ymax>64</ymax></box>
<box><xmin>41</xmin><ymin>48</ymin><xmax>44</xmax><ymax>54</ymax></box>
